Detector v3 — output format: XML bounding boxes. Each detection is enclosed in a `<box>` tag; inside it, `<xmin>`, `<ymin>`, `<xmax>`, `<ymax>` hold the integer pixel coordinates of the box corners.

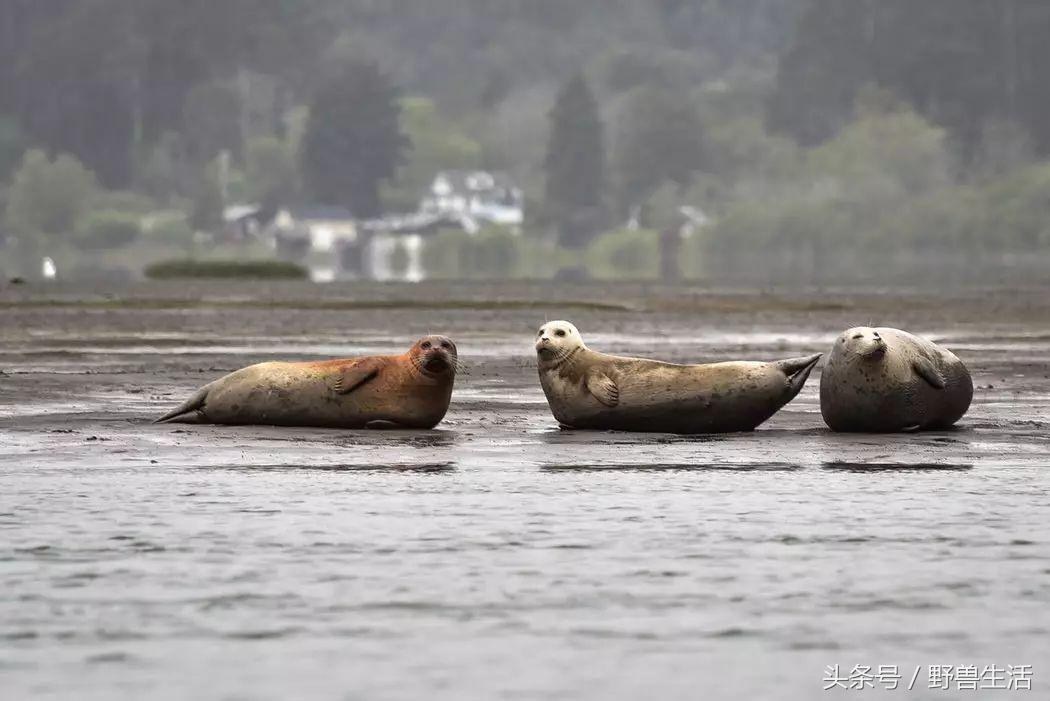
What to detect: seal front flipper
<box><xmin>585</xmin><ymin>369</ymin><xmax>619</xmax><ymax>407</ymax></box>
<box><xmin>331</xmin><ymin>360</ymin><xmax>381</xmax><ymax>395</ymax></box>
<box><xmin>912</xmin><ymin>357</ymin><xmax>946</xmax><ymax>389</ymax></box>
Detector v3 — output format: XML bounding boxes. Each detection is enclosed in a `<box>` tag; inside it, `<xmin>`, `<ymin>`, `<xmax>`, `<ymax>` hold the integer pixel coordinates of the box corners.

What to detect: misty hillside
<box><xmin>2</xmin><ymin>1</ymin><xmax>1049</xmax><ymax>283</ymax></box>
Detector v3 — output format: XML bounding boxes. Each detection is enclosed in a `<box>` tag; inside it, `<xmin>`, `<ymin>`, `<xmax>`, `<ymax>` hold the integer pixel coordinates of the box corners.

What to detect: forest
<box><xmin>1</xmin><ymin>0</ymin><xmax>1048</xmax><ymax>282</ymax></box>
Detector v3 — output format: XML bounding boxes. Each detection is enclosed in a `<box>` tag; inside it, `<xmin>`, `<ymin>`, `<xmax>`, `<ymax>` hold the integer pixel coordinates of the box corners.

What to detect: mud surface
<box><xmin>1</xmin><ymin>280</ymin><xmax>1048</xmax><ymax>700</ymax></box>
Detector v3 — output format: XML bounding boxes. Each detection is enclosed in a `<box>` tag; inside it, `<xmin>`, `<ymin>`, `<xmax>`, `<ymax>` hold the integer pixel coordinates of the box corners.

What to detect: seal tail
<box><xmin>154</xmin><ymin>386</ymin><xmax>208</xmax><ymax>424</ymax></box>
<box><xmin>776</xmin><ymin>353</ymin><xmax>823</xmax><ymax>398</ymax></box>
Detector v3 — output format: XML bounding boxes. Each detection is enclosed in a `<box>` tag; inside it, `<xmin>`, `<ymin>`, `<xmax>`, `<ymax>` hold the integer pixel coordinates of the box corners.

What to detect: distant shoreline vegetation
<box><xmin>144</xmin><ymin>259</ymin><xmax>307</xmax><ymax>280</ymax></box>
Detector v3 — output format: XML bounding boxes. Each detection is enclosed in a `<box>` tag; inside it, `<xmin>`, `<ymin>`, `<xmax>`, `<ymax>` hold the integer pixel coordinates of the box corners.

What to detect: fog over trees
<box><xmin>1</xmin><ymin>0</ymin><xmax>1048</xmax><ymax>282</ymax></box>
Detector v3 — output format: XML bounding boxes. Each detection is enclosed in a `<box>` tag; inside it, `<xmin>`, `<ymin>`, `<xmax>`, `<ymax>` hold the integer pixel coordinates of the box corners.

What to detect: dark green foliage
<box><xmin>183</xmin><ymin>82</ymin><xmax>244</xmax><ymax>164</ymax></box>
<box><xmin>383</xmin><ymin>98</ymin><xmax>482</xmax><ymax>212</ymax></box>
<box><xmin>543</xmin><ymin>74</ymin><xmax>606</xmax><ymax>248</ymax></box>
<box><xmin>584</xmin><ymin>228</ymin><xmax>660</xmax><ymax>280</ymax></box>
<box><xmin>0</xmin><ymin>1</ymin><xmax>329</xmax><ymax>188</ymax></box>
<box><xmin>596</xmin><ymin>50</ymin><xmax>674</xmax><ymax>94</ymax></box>
<box><xmin>0</xmin><ymin>116</ymin><xmax>26</xmax><ymax>181</ymax></box>
<box><xmin>422</xmin><ymin>228</ymin><xmax>523</xmax><ymax>280</ymax></box>
<box><xmin>3</xmin><ymin>0</ymin><xmax>1050</xmax><ymax>286</ymax></box>
<box><xmin>144</xmin><ymin>259</ymin><xmax>307</xmax><ymax>279</ymax></box>
<box><xmin>245</xmin><ymin>137</ymin><xmax>298</xmax><ymax>209</ymax></box>
<box><xmin>299</xmin><ymin>58</ymin><xmax>409</xmax><ymax>217</ymax></box>
<box><xmin>769</xmin><ymin>0</ymin><xmax>1050</xmax><ymax>155</ymax></box>
<box><xmin>319</xmin><ymin>1</ymin><xmax>797</xmax><ymax>111</ymax></box>
<box><xmin>766</xmin><ymin>0</ymin><xmax>872</xmax><ymax>146</ymax></box>
<box><xmin>145</xmin><ymin>217</ymin><xmax>194</xmax><ymax>246</ymax></box>
<box><xmin>614</xmin><ymin>86</ymin><xmax>705</xmax><ymax>209</ymax></box>
<box><xmin>189</xmin><ymin>165</ymin><xmax>224</xmax><ymax>234</ymax></box>
<box><xmin>982</xmin><ymin>163</ymin><xmax>1050</xmax><ymax>249</ymax></box>
<box><xmin>5</xmin><ymin>150</ymin><xmax>98</xmax><ymax>239</ymax></box>
<box><xmin>0</xmin><ymin>1</ymin><xmax>797</xmax><ymax>199</ymax></box>
<box><xmin>74</xmin><ymin>211</ymin><xmax>141</xmax><ymax>250</ymax></box>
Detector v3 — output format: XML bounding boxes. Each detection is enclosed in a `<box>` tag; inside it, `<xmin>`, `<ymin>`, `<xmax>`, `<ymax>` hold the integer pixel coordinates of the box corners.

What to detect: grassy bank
<box><xmin>144</xmin><ymin>259</ymin><xmax>308</xmax><ymax>280</ymax></box>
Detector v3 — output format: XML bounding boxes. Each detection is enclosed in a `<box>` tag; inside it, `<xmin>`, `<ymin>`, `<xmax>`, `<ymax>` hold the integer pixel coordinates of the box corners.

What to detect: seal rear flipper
<box><xmin>585</xmin><ymin>369</ymin><xmax>619</xmax><ymax>407</ymax></box>
<box><xmin>776</xmin><ymin>353</ymin><xmax>822</xmax><ymax>398</ymax></box>
<box><xmin>331</xmin><ymin>360</ymin><xmax>381</xmax><ymax>395</ymax></box>
<box><xmin>154</xmin><ymin>386</ymin><xmax>209</xmax><ymax>423</ymax></box>
<box><xmin>912</xmin><ymin>357</ymin><xmax>946</xmax><ymax>389</ymax></box>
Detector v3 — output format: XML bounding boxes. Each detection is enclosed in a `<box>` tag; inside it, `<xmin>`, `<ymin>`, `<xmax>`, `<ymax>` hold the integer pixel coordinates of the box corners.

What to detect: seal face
<box><xmin>535</xmin><ymin>320</ymin><xmax>821</xmax><ymax>434</ymax></box>
<box><xmin>155</xmin><ymin>335</ymin><xmax>458</xmax><ymax>429</ymax></box>
<box><xmin>819</xmin><ymin>326</ymin><xmax>972</xmax><ymax>432</ymax></box>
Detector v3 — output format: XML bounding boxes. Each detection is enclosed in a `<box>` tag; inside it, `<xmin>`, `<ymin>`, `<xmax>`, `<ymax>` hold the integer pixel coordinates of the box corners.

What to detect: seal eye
<box><xmin>422</xmin><ymin>341</ymin><xmax>432</xmax><ymax>349</ymax></box>
<box><xmin>852</xmin><ymin>334</ymin><xmax>863</xmax><ymax>340</ymax></box>
<box><xmin>555</xmin><ymin>329</ymin><xmax>566</xmax><ymax>337</ymax></box>
<box><xmin>440</xmin><ymin>341</ymin><xmax>451</xmax><ymax>349</ymax></box>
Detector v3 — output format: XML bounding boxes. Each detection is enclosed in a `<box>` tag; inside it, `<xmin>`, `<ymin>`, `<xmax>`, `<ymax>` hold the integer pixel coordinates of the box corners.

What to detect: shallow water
<box><xmin>2</xmin><ymin>282</ymin><xmax>1049</xmax><ymax>700</ymax></box>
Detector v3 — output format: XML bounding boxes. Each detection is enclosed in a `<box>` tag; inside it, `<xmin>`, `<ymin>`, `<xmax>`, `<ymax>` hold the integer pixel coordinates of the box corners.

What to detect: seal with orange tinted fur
<box><xmin>154</xmin><ymin>336</ymin><xmax>458</xmax><ymax>429</ymax></box>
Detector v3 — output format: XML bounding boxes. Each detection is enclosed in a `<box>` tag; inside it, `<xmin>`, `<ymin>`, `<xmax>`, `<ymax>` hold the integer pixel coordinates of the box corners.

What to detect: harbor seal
<box><xmin>820</xmin><ymin>326</ymin><xmax>972</xmax><ymax>432</ymax></box>
<box><xmin>155</xmin><ymin>335</ymin><xmax>458</xmax><ymax>429</ymax></box>
<box><xmin>535</xmin><ymin>320</ymin><xmax>821</xmax><ymax>433</ymax></box>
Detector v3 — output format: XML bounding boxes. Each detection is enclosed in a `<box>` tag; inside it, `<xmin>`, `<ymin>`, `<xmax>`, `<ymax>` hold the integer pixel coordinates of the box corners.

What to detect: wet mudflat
<box><xmin>1</xmin><ymin>280</ymin><xmax>1049</xmax><ymax>700</ymax></box>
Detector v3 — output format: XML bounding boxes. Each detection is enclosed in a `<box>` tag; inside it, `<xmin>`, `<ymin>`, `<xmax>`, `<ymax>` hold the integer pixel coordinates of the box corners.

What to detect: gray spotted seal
<box><xmin>155</xmin><ymin>336</ymin><xmax>458</xmax><ymax>429</ymax></box>
<box><xmin>535</xmin><ymin>320</ymin><xmax>821</xmax><ymax>434</ymax></box>
<box><xmin>820</xmin><ymin>326</ymin><xmax>972</xmax><ymax>432</ymax></box>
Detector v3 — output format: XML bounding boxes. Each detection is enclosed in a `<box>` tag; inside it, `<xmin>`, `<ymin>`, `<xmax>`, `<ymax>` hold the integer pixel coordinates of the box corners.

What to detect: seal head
<box><xmin>410</xmin><ymin>335</ymin><xmax>458</xmax><ymax>377</ymax></box>
<box><xmin>535</xmin><ymin>321</ymin><xmax>584</xmax><ymax>367</ymax></box>
<box><xmin>839</xmin><ymin>326</ymin><xmax>887</xmax><ymax>360</ymax></box>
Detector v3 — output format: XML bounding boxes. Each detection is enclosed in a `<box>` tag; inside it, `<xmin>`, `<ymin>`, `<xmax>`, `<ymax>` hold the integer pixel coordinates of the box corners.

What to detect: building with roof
<box><xmin>420</xmin><ymin>170</ymin><xmax>524</xmax><ymax>230</ymax></box>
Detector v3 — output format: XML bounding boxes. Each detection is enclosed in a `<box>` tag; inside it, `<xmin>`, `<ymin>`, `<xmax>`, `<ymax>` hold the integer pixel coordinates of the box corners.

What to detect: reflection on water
<box><xmin>215</xmin><ymin>462</ymin><xmax>457</xmax><ymax>473</ymax></box>
<box><xmin>531</xmin><ymin>428</ymin><xmax>732</xmax><ymax>445</ymax></box>
<box><xmin>822</xmin><ymin>461</ymin><xmax>974</xmax><ymax>471</ymax></box>
<box><xmin>335</xmin><ymin>431</ymin><xmax>460</xmax><ymax>449</ymax></box>
<box><xmin>540</xmin><ymin>462</ymin><xmax>802</xmax><ymax>472</ymax></box>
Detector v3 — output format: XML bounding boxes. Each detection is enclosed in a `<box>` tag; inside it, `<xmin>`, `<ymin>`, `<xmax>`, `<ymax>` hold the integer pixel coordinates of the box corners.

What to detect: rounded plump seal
<box><xmin>820</xmin><ymin>326</ymin><xmax>972</xmax><ymax>432</ymax></box>
<box><xmin>155</xmin><ymin>335</ymin><xmax>458</xmax><ymax>429</ymax></box>
<box><xmin>535</xmin><ymin>320</ymin><xmax>821</xmax><ymax>434</ymax></box>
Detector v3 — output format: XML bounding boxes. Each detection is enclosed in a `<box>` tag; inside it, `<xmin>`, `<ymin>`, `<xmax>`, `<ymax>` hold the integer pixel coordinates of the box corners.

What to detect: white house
<box><xmin>420</xmin><ymin>170</ymin><xmax>524</xmax><ymax>230</ymax></box>
<box><xmin>264</xmin><ymin>171</ymin><xmax>525</xmax><ymax>281</ymax></box>
<box><xmin>272</xmin><ymin>206</ymin><xmax>359</xmax><ymax>253</ymax></box>
<box><xmin>366</xmin><ymin>233</ymin><xmax>425</xmax><ymax>282</ymax></box>
<box><xmin>270</xmin><ymin>206</ymin><xmax>359</xmax><ymax>281</ymax></box>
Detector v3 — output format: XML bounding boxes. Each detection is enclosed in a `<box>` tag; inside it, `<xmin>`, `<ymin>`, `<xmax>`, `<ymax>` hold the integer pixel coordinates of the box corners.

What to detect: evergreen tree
<box><xmin>5</xmin><ymin>149</ymin><xmax>98</xmax><ymax>240</ymax></box>
<box><xmin>189</xmin><ymin>162</ymin><xmax>224</xmax><ymax>234</ymax></box>
<box><xmin>543</xmin><ymin>73</ymin><xmax>606</xmax><ymax>248</ymax></box>
<box><xmin>613</xmin><ymin>85</ymin><xmax>705</xmax><ymax>209</ymax></box>
<box><xmin>299</xmin><ymin>58</ymin><xmax>409</xmax><ymax>217</ymax></box>
<box><xmin>768</xmin><ymin>0</ymin><xmax>1050</xmax><ymax>155</ymax></box>
<box><xmin>183</xmin><ymin>81</ymin><xmax>244</xmax><ymax>165</ymax></box>
<box><xmin>766</xmin><ymin>0</ymin><xmax>871</xmax><ymax>146</ymax></box>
